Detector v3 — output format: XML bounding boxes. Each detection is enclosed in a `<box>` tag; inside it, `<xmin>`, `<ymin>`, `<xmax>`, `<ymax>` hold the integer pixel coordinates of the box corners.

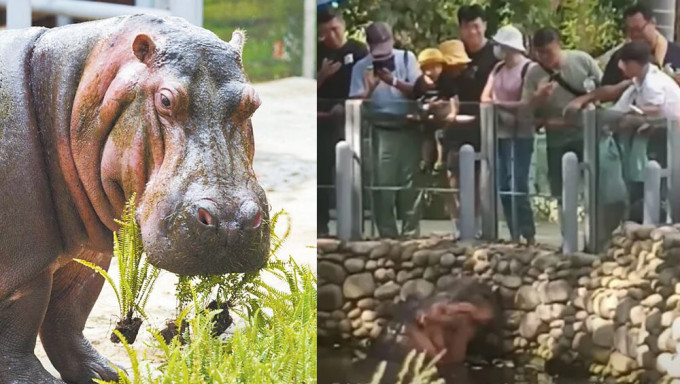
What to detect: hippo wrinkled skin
<box><xmin>0</xmin><ymin>14</ymin><xmax>269</xmax><ymax>383</ymax></box>
<box><xmin>397</xmin><ymin>277</ymin><xmax>502</xmax><ymax>366</ymax></box>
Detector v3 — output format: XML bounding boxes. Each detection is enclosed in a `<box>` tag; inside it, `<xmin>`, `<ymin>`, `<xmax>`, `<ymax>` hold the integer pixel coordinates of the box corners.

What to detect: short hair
<box><xmin>318</xmin><ymin>7</ymin><xmax>341</xmax><ymax>25</ymax></box>
<box><xmin>619</xmin><ymin>41</ymin><xmax>653</xmax><ymax>64</ymax></box>
<box><xmin>457</xmin><ymin>4</ymin><xmax>486</xmax><ymax>24</ymax></box>
<box><xmin>623</xmin><ymin>3</ymin><xmax>654</xmax><ymax>21</ymax></box>
<box><xmin>533</xmin><ymin>27</ymin><xmax>561</xmax><ymax>48</ymax></box>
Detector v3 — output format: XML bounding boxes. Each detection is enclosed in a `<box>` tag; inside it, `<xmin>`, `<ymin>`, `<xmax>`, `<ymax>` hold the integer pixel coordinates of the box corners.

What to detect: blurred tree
<box><xmin>204</xmin><ymin>0</ymin><xmax>304</xmax><ymax>82</ymax></box>
<box><xmin>341</xmin><ymin>0</ymin><xmax>637</xmax><ymax>56</ymax></box>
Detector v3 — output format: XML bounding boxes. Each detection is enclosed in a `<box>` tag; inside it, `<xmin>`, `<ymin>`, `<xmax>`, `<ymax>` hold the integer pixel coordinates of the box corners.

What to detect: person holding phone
<box><xmin>349</xmin><ymin>22</ymin><xmax>421</xmax><ymax>239</ymax></box>
<box><xmin>521</xmin><ymin>28</ymin><xmax>602</xmax><ymax>204</ymax></box>
<box><xmin>317</xmin><ymin>7</ymin><xmax>368</xmax><ymax>237</ymax></box>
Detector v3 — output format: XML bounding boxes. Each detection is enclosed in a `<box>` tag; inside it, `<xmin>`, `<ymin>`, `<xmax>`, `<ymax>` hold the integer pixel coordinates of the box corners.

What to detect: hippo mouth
<box><xmin>138</xmin><ymin>196</ymin><xmax>271</xmax><ymax>276</ymax></box>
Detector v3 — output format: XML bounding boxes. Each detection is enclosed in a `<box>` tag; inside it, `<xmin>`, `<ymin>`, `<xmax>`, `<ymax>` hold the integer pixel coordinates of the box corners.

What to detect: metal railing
<box><xmin>327</xmin><ymin>99</ymin><xmax>680</xmax><ymax>254</ymax></box>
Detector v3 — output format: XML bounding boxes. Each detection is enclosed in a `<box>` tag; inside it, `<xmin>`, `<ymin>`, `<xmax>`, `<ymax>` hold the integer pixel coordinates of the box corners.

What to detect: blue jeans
<box><xmin>497</xmin><ymin>138</ymin><xmax>536</xmax><ymax>240</ymax></box>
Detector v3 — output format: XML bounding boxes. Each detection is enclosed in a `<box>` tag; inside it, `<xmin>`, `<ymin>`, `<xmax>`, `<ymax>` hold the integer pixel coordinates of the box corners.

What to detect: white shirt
<box><xmin>612</xmin><ymin>64</ymin><xmax>680</xmax><ymax>119</ymax></box>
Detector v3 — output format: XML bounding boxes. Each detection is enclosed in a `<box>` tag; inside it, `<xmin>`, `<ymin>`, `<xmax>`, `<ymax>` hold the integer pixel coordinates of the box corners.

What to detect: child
<box><xmin>414</xmin><ymin>48</ymin><xmax>450</xmax><ymax>173</ymax></box>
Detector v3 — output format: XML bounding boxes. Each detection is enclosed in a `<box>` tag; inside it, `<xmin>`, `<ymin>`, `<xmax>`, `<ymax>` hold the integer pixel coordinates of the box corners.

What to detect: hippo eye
<box><xmin>161</xmin><ymin>95</ymin><xmax>171</xmax><ymax>108</ymax></box>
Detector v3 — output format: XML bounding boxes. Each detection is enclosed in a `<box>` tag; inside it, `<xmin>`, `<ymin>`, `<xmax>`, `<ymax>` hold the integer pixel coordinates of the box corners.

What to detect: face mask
<box><xmin>493</xmin><ymin>45</ymin><xmax>506</xmax><ymax>60</ymax></box>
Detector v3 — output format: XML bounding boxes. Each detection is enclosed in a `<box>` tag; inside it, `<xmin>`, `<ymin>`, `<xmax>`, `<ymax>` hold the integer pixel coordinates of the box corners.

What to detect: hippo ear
<box><xmin>132</xmin><ymin>34</ymin><xmax>156</xmax><ymax>65</ymax></box>
<box><xmin>229</xmin><ymin>30</ymin><xmax>246</xmax><ymax>61</ymax></box>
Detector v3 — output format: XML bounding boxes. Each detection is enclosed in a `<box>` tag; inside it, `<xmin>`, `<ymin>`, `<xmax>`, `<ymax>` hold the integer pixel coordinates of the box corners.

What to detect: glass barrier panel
<box><xmin>590</xmin><ymin>108</ymin><xmax>674</xmax><ymax>249</ymax></box>
<box><xmin>359</xmin><ymin>100</ymin><xmax>482</xmax><ymax>239</ymax></box>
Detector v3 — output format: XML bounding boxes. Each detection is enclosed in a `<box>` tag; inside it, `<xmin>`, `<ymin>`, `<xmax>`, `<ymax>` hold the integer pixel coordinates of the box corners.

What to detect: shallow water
<box><xmin>318</xmin><ymin>346</ymin><xmax>597</xmax><ymax>384</ymax></box>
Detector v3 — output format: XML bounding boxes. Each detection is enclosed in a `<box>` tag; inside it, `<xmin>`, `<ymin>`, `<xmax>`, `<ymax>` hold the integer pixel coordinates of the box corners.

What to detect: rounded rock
<box><xmin>343</xmin><ymin>273</ymin><xmax>375</xmax><ymax>300</ymax></box>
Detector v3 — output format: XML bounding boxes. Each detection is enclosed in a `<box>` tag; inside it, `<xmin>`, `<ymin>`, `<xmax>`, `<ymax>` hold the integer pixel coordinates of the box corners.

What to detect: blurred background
<box><xmin>0</xmin><ymin>0</ymin><xmax>316</xmax><ymax>82</ymax></box>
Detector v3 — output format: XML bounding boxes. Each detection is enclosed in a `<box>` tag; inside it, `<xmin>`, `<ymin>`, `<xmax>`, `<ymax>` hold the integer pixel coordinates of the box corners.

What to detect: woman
<box><xmin>481</xmin><ymin>25</ymin><xmax>536</xmax><ymax>244</ymax></box>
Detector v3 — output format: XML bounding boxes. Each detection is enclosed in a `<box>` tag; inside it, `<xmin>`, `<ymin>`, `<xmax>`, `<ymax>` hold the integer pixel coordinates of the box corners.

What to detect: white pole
<box><xmin>303</xmin><ymin>0</ymin><xmax>315</xmax><ymax>78</ymax></box>
<box><xmin>7</xmin><ymin>0</ymin><xmax>32</xmax><ymax>29</ymax></box>
<box><xmin>644</xmin><ymin>160</ymin><xmax>662</xmax><ymax>225</ymax></box>
<box><xmin>562</xmin><ymin>152</ymin><xmax>579</xmax><ymax>254</ymax></box>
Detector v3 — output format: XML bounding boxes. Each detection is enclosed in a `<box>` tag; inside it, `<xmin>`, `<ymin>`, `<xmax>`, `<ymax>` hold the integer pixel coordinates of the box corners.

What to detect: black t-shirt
<box><xmin>457</xmin><ymin>41</ymin><xmax>499</xmax><ymax>115</ymax></box>
<box><xmin>317</xmin><ymin>39</ymin><xmax>368</xmax><ymax>111</ymax></box>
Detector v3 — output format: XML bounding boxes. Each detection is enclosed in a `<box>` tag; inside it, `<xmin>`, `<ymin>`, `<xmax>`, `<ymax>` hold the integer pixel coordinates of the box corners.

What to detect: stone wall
<box><xmin>318</xmin><ymin>223</ymin><xmax>680</xmax><ymax>384</ymax></box>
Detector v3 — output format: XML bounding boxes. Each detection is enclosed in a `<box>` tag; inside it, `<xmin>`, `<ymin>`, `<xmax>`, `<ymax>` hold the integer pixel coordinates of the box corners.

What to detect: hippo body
<box><xmin>0</xmin><ymin>15</ymin><xmax>268</xmax><ymax>383</ymax></box>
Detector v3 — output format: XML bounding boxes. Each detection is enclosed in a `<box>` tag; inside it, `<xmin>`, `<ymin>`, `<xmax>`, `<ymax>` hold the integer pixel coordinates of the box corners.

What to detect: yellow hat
<box><xmin>438</xmin><ymin>39</ymin><xmax>471</xmax><ymax>66</ymax></box>
<box><xmin>418</xmin><ymin>48</ymin><xmax>447</xmax><ymax>67</ymax></box>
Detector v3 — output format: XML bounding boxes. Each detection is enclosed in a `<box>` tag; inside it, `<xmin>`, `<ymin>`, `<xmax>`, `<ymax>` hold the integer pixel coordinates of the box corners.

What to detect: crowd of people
<box><xmin>317</xmin><ymin>3</ymin><xmax>680</xmax><ymax>246</ymax></box>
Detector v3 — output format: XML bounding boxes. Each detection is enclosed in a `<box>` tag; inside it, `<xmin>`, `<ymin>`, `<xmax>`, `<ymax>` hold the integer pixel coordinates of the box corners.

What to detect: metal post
<box><xmin>170</xmin><ymin>0</ymin><xmax>202</xmax><ymax>26</ymax></box>
<box><xmin>582</xmin><ymin>108</ymin><xmax>599</xmax><ymax>252</ymax></box>
<box><xmin>668</xmin><ymin>118</ymin><xmax>680</xmax><ymax>222</ymax></box>
<box><xmin>562</xmin><ymin>152</ymin><xmax>579</xmax><ymax>254</ymax></box>
<box><xmin>459</xmin><ymin>144</ymin><xmax>476</xmax><ymax>241</ymax></box>
<box><xmin>336</xmin><ymin>141</ymin><xmax>354</xmax><ymax>241</ymax></box>
<box><xmin>644</xmin><ymin>160</ymin><xmax>662</xmax><ymax>225</ymax></box>
<box><xmin>345</xmin><ymin>100</ymin><xmax>364</xmax><ymax>237</ymax></box>
<box><xmin>7</xmin><ymin>0</ymin><xmax>31</xmax><ymax>29</ymax></box>
<box><xmin>479</xmin><ymin>102</ymin><xmax>497</xmax><ymax>240</ymax></box>
<box><xmin>303</xmin><ymin>0</ymin><xmax>315</xmax><ymax>78</ymax></box>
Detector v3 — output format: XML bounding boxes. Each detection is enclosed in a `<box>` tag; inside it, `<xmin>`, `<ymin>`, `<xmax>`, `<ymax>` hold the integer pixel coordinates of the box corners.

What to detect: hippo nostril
<box><xmin>197</xmin><ymin>207</ymin><xmax>214</xmax><ymax>226</ymax></box>
<box><xmin>239</xmin><ymin>200</ymin><xmax>261</xmax><ymax>230</ymax></box>
<box><xmin>252</xmin><ymin>210</ymin><xmax>262</xmax><ymax>229</ymax></box>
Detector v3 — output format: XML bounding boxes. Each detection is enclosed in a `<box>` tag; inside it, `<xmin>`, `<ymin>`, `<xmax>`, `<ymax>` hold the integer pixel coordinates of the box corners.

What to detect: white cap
<box><xmin>492</xmin><ymin>25</ymin><xmax>526</xmax><ymax>53</ymax></box>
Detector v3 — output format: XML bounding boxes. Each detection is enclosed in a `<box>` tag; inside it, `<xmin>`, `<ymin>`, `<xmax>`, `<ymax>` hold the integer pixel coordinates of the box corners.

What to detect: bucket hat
<box><xmin>438</xmin><ymin>40</ymin><xmax>472</xmax><ymax>66</ymax></box>
<box><xmin>418</xmin><ymin>48</ymin><xmax>447</xmax><ymax>67</ymax></box>
<box><xmin>492</xmin><ymin>25</ymin><xmax>526</xmax><ymax>53</ymax></box>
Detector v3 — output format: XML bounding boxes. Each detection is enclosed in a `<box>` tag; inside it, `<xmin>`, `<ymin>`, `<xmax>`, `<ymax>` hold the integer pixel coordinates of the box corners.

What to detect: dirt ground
<box><xmin>35</xmin><ymin>77</ymin><xmax>317</xmax><ymax>378</ymax></box>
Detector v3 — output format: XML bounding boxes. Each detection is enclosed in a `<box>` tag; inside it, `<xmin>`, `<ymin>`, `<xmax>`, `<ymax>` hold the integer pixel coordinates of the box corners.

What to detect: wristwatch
<box><xmin>392</xmin><ymin>78</ymin><xmax>398</xmax><ymax>87</ymax></box>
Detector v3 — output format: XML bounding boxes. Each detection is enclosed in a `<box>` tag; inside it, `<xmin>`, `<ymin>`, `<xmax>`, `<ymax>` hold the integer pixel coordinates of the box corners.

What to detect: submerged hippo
<box><xmin>0</xmin><ymin>14</ymin><xmax>269</xmax><ymax>383</ymax></box>
<box><xmin>393</xmin><ymin>277</ymin><xmax>502</xmax><ymax>366</ymax></box>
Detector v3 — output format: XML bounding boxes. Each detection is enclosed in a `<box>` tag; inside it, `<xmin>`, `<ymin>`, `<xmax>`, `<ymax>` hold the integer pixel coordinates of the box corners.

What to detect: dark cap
<box><xmin>365</xmin><ymin>22</ymin><xmax>394</xmax><ymax>58</ymax></box>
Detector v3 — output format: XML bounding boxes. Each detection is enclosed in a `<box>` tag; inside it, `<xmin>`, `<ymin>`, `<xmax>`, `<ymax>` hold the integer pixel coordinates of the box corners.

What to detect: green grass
<box><xmin>203</xmin><ymin>0</ymin><xmax>304</xmax><ymax>82</ymax></box>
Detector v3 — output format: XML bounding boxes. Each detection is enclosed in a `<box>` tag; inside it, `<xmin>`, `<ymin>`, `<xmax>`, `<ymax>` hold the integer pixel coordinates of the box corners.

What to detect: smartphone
<box><xmin>373</xmin><ymin>56</ymin><xmax>395</xmax><ymax>73</ymax></box>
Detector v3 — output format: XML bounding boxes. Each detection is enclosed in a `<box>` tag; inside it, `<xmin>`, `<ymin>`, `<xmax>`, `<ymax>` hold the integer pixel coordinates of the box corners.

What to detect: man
<box><xmin>522</xmin><ymin>28</ymin><xmax>602</xmax><ymax>206</ymax></box>
<box><xmin>437</xmin><ymin>5</ymin><xmax>499</xmax><ymax>236</ymax></box>
<box><xmin>317</xmin><ymin>7</ymin><xmax>368</xmax><ymax>236</ymax></box>
<box><xmin>349</xmin><ymin>22</ymin><xmax>421</xmax><ymax>238</ymax></box>
<box><xmin>602</xmin><ymin>3</ymin><xmax>680</xmax><ymax>87</ymax></box>
<box><xmin>608</xmin><ymin>41</ymin><xmax>680</xmax><ymax>225</ymax></box>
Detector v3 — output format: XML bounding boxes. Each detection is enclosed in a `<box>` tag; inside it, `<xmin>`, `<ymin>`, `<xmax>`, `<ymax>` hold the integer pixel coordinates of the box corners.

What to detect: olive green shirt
<box><xmin>521</xmin><ymin>50</ymin><xmax>603</xmax><ymax>144</ymax></box>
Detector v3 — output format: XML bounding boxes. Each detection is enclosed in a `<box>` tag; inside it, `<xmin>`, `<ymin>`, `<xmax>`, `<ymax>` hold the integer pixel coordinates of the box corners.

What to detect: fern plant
<box><xmin>370</xmin><ymin>350</ymin><xmax>446</xmax><ymax>384</ymax></box>
<box><xmin>75</xmin><ymin>194</ymin><xmax>160</xmax><ymax>344</ymax></box>
<box><xmin>95</xmin><ymin>256</ymin><xmax>317</xmax><ymax>384</ymax></box>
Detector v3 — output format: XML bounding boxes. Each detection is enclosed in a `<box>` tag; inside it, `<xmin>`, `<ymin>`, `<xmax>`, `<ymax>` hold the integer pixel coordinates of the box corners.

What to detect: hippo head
<box><xmin>70</xmin><ymin>16</ymin><xmax>270</xmax><ymax>275</ymax></box>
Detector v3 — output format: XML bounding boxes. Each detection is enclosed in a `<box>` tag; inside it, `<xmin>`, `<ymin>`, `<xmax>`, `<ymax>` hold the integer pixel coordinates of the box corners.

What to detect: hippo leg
<box><xmin>0</xmin><ymin>269</ymin><xmax>63</xmax><ymax>384</ymax></box>
<box><xmin>39</xmin><ymin>250</ymin><xmax>119</xmax><ymax>384</ymax></box>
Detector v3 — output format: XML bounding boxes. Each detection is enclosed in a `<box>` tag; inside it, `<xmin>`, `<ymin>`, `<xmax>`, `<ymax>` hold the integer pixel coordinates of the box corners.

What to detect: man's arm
<box><xmin>563</xmin><ymin>79</ymin><xmax>633</xmax><ymax>115</ymax></box>
<box><xmin>349</xmin><ymin>61</ymin><xmax>378</xmax><ymax>99</ymax></box>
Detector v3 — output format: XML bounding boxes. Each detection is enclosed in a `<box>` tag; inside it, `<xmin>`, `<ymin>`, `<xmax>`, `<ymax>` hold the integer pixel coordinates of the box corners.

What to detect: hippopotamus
<box><xmin>0</xmin><ymin>14</ymin><xmax>269</xmax><ymax>384</ymax></box>
<box><xmin>396</xmin><ymin>277</ymin><xmax>502</xmax><ymax>366</ymax></box>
